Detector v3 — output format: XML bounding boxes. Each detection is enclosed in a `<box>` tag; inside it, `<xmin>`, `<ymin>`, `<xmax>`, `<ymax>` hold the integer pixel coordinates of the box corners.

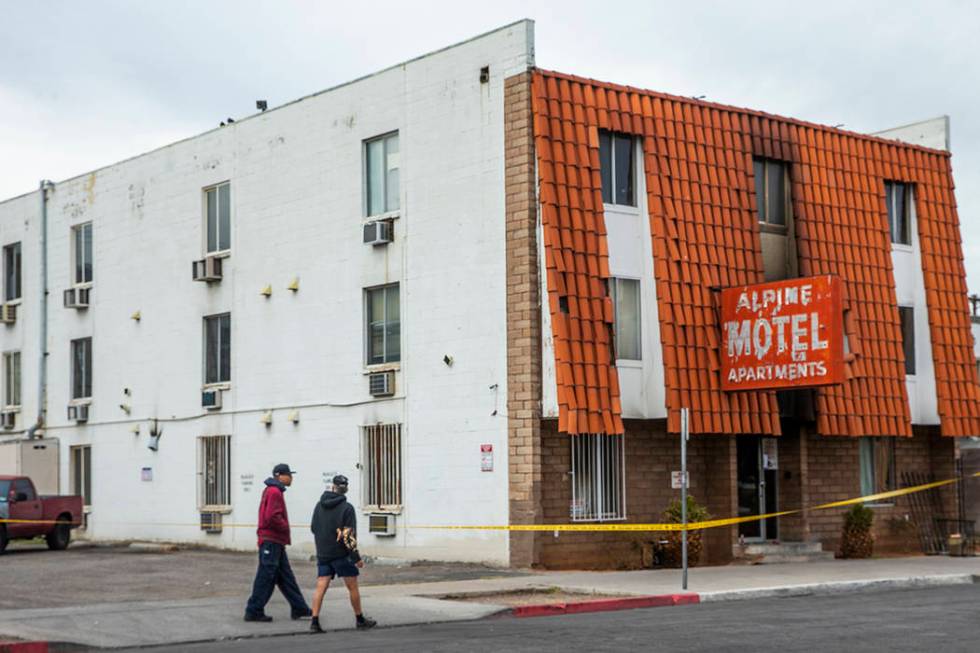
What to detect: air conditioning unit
<box><xmin>368</xmin><ymin>371</ymin><xmax>394</xmax><ymax>397</ymax></box>
<box><xmin>67</xmin><ymin>404</ymin><xmax>90</xmax><ymax>423</ymax></box>
<box><xmin>202</xmin><ymin>388</ymin><xmax>223</xmax><ymax>410</ymax></box>
<box><xmin>64</xmin><ymin>287</ymin><xmax>91</xmax><ymax>309</ymax></box>
<box><xmin>363</xmin><ymin>220</ymin><xmax>393</xmax><ymax>246</ymax></box>
<box><xmin>1</xmin><ymin>411</ymin><xmax>15</xmax><ymax>430</ymax></box>
<box><xmin>0</xmin><ymin>304</ymin><xmax>16</xmax><ymax>324</ymax></box>
<box><xmin>200</xmin><ymin>511</ymin><xmax>223</xmax><ymax>534</ymax></box>
<box><xmin>192</xmin><ymin>256</ymin><xmax>223</xmax><ymax>282</ymax></box>
<box><xmin>368</xmin><ymin>513</ymin><xmax>396</xmax><ymax>536</ymax></box>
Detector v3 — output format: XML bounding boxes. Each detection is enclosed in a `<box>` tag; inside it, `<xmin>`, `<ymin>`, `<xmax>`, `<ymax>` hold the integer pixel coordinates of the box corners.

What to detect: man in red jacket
<box><xmin>244</xmin><ymin>463</ymin><xmax>312</xmax><ymax>622</ymax></box>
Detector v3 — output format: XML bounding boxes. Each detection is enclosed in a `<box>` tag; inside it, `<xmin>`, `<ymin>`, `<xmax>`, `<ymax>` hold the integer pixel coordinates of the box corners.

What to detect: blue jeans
<box><xmin>245</xmin><ymin>541</ymin><xmax>310</xmax><ymax>617</ymax></box>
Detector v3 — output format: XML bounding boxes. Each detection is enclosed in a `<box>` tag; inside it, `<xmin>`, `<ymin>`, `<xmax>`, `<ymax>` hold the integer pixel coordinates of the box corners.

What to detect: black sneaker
<box><xmin>356</xmin><ymin>616</ymin><xmax>377</xmax><ymax>630</ymax></box>
<box><xmin>243</xmin><ymin>613</ymin><xmax>273</xmax><ymax>622</ymax></box>
<box><xmin>292</xmin><ymin>609</ymin><xmax>313</xmax><ymax>620</ymax></box>
<box><xmin>310</xmin><ymin>618</ymin><xmax>325</xmax><ymax>634</ymax></box>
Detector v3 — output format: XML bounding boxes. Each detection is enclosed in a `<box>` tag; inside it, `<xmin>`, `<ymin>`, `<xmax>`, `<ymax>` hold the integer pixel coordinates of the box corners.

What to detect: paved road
<box><xmin>133</xmin><ymin>585</ymin><xmax>980</xmax><ymax>653</ymax></box>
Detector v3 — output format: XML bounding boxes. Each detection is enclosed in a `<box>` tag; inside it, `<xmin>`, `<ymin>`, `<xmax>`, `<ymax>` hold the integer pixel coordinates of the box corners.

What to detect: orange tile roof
<box><xmin>532</xmin><ymin>69</ymin><xmax>980</xmax><ymax>437</ymax></box>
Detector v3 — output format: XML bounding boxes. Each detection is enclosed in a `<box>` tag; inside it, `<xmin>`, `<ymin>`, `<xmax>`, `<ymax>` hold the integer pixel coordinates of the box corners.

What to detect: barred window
<box><xmin>199</xmin><ymin>435</ymin><xmax>231</xmax><ymax>509</ymax></box>
<box><xmin>362</xmin><ymin>423</ymin><xmax>402</xmax><ymax>509</ymax></box>
<box><xmin>570</xmin><ymin>433</ymin><xmax>626</xmax><ymax>522</ymax></box>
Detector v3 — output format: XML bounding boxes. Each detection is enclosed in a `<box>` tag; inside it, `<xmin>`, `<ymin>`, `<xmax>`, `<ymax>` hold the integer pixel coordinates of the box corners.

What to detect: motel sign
<box><xmin>720</xmin><ymin>275</ymin><xmax>844</xmax><ymax>391</ymax></box>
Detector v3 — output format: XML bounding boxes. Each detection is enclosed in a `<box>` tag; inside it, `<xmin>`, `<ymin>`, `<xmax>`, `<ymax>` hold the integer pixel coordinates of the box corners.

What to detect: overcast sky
<box><xmin>2</xmin><ymin>1</ymin><xmax>978</xmax><ymax>288</ymax></box>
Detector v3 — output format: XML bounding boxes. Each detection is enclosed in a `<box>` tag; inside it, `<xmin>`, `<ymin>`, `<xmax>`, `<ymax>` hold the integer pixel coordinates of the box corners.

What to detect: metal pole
<box><xmin>681</xmin><ymin>407</ymin><xmax>689</xmax><ymax>591</ymax></box>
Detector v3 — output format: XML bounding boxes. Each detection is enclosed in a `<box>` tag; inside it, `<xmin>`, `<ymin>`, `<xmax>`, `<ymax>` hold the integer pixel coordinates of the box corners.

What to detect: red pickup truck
<box><xmin>0</xmin><ymin>475</ymin><xmax>83</xmax><ymax>554</ymax></box>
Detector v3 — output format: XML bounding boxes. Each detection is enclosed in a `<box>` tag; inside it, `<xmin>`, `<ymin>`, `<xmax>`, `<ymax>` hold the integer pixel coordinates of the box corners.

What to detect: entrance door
<box><xmin>737</xmin><ymin>437</ymin><xmax>779</xmax><ymax>541</ymax></box>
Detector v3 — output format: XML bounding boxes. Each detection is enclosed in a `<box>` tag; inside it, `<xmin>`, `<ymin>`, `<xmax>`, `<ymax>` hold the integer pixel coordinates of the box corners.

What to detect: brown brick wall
<box><xmin>504</xmin><ymin>71</ymin><xmax>544</xmax><ymax>567</ymax></box>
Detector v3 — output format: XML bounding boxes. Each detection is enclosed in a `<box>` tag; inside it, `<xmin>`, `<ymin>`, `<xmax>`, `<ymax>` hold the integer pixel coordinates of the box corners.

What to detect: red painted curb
<box><xmin>510</xmin><ymin>593</ymin><xmax>700</xmax><ymax>618</ymax></box>
<box><xmin>0</xmin><ymin>642</ymin><xmax>49</xmax><ymax>653</ymax></box>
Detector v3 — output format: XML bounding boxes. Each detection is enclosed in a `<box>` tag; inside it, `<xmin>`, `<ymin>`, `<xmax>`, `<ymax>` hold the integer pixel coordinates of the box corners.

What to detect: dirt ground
<box><xmin>0</xmin><ymin>541</ymin><xmax>527</xmax><ymax>610</ymax></box>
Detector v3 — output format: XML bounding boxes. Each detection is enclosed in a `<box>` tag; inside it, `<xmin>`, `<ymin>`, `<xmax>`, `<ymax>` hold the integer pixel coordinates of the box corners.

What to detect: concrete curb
<box><xmin>698</xmin><ymin>573</ymin><xmax>978</xmax><ymax>603</ymax></box>
<box><xmin>509</xmin><ymin>594</ymin><xmax>700</xmax><ymax>618</ymax></box>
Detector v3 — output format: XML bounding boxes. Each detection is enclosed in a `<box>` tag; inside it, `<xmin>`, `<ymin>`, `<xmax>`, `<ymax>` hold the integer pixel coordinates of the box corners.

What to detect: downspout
<box><xmin>26</xmin><ymin>180</ymin><xmax>52</xmax><ymax>439</ymax></box>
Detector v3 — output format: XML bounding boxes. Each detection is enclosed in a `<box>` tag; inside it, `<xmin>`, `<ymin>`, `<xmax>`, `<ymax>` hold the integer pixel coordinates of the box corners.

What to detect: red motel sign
<box><xmin>720</xmin><ymin>275</ymin><xmax>844</xmax><ymax>391</ymax></box>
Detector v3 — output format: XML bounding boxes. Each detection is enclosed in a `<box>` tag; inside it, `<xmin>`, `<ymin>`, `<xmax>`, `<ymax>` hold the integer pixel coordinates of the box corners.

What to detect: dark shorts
<box><xmin>317</xmin><ymin>556</ymin><xmax>359</xmax><ymax>579</ymax></box>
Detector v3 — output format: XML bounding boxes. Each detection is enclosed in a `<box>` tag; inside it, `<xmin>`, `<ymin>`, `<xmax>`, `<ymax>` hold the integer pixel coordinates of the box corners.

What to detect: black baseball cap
<box><xmin>332</xmin><ymin>474</ymin><xmax>349</xmax><ymax>487</ymax></box>
<box><xmin>273</xmin><ymin>463</ymin><xmax>296</xmax><ymax>476</ymax></box>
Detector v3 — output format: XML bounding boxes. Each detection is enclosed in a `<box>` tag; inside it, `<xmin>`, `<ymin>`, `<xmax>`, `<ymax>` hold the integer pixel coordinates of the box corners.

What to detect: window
<box><xmin>3</xmin><ymin>351</ymin><xmax>20</xmax><ymax>408</ymax></box>
<box><xmin>198</xmin><ymin>435</ymin><xmax>231</xmax><ymax>509</ymax></box>
<box><xmin>71</xmin><ymin>337</ymin><xmax>92</xmax><ymax>400</ymax></box>
<box><xmin>13</xmin><ymin>478</ymin><xmax>35</xmax><ymax>501</ymax></box>
<box><xmin>70</xmin><ymin>445</ymin><xmax>92</xmax><ymax>508</ymax></box>
<box><xmin>609</xmin><ymin>278</ymin><xmax>641</xmax><ymax>361</ymax></box>
<box><xmin>753</xmin><ymin>158</ymin><xmax>789</xmax><ymax>226</ymax></box>
<box><xmin>365</xmin><ymin>285</ymin><xmax>400</xmax><ymax>365</ymax></box>
<box><xmin>204</xmin><ymin>313</ymin><xmax>231</xmax><ymax>385</ymax></box>
<box><xmin>72</xmin><ymin>223</ymin><xmax>93</xmax><ymax>285</ymax></box>
<box><xmin>205</xmin><ymin>183</ymin><xmax>231</xmax><ymax>254</ymax></box>
<box><xmin>899</xmin><ymin>306</ymin><xmax>915</xmax><ymax>375</ymax></box>
<box><xmin>599</xmin><ymin>131</ymin><xmax>635</xmax><ymax>206</ymax></box>
<box><xmin>570</xmin><ymin>433</ymin><xmax>626</xmax><ymax>522</ymax></box>
<box><xmin>859</xmin><ymin>437</ymin><xmax>896</xmax><ymax>500</ymax></box>
<box><xmin>362</xmin><ymin>423</ymin><xmax>402</xmax><ymax>509</ymax></box>
<box><xmin>3</xmin><ymin>242</ymin><xmax>21</xmax><ymax>301</ymax></box>
<box><xmin>365</xmin><ymin>132</ymin><xmax>400</xmax><ymax>216</ymax></box>
<box><xmin>885</xmin><ymin>181</ymin><xmax>912</xmax><ymax>245</ymax></box>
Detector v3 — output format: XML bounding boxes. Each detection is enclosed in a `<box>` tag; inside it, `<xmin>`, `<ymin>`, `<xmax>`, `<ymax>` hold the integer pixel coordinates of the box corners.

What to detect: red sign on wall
<box><xmin>720</xmin><ymin>275</ymin><xmax>844</xmax><ymax>391</ymax></box>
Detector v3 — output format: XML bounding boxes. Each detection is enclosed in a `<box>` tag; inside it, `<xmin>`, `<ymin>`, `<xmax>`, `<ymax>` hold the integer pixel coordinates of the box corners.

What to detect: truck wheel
<box><xmin>46</xmin><ymin>517</ymin><xmax>71</xmax><ymax>551</ymax></box>
<box><xmin>0</xmin><ymin>525</ymin><xmax>8</xmax><ymax>555</ymax></box>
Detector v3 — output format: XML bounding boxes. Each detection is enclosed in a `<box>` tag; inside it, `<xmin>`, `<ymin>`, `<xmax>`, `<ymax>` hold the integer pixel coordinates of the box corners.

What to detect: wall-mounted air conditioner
<box><xmin>368</xmin><ymin>513</ymin><xmax>396</xmax><ymax>536</ymax></box>
<box><xmin>1</xmin><ymin>410</ymin><xmax>16</xmax><ymax>430</ymax></box>
<box><xmin>363</xmin><ymin>220</ymin><xmax>393</xmax><ymax>246</ymax></box>
<box><xmin>368</xmin><ymin>371</ymin><xmax>394</xmax><ymax>397</ymax></box>
<box><xmin>64</xmin><ymin>287</ymin><xmax>91</xmax><ymax>309</ymax></box>
<box><xmin>0</xmin><ymin>304</ymin><xmax>17</xmax><ymax>324</ymax></box>
<box><xmin>67</xmin><ymin>404</ymin><xmax>90</xmax><ymax>423</ymax></box>
<box><xmin>202</xmin><ymin>388</ymin><xmax>223</xmax><ymax>410</ymax></box>
<box><xmin>192</xmin><ymin>256</ymin><xmax>223</xmax><ymax>282</ymax></box>
<box><xmin>200</xmin><ymin>511</ymin><xmax>223</xmax><ymax>534</ymax></box>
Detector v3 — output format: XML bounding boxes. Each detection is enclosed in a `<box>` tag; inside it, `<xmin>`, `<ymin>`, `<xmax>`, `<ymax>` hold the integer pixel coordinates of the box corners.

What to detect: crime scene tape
<box><xmin>1</xmin><ymin>471</ymin><xmax>977</xmax><ymax>531</ymax></box>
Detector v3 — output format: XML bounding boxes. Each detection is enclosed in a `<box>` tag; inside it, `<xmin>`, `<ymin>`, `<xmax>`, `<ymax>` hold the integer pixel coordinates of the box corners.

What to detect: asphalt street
<box><xmin>126</xmin><ymin>585</ymin><xmax>980</xmax><ymax>653</ymax></box>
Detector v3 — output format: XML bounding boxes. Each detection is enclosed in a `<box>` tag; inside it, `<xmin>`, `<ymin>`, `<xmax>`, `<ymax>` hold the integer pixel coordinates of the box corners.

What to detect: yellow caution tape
<box><xmin>2</xmin><ymin>472</ymin><xmax>977</xmax><ymax>531</ymax></box>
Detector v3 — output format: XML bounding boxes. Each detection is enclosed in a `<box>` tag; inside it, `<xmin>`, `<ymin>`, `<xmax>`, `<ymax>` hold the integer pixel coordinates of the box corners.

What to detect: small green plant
<box><xmin>840</xmin><ymin>504</ymin><xmax>875</xmax><ymax>559</ymax></box>
<box><xmin>659</xmin><ymin>496</ymin><xmax>711</xmax><ymax>568</ymax></box>
<box><xmin>662</xmin><ymin>495</ymin><xmax>711</xmax><ymax>524</ymax></box>
<box><xmin>844</xmin><ymin>504</ymin><xmax>873</xmax><ymax>531</ymax></box>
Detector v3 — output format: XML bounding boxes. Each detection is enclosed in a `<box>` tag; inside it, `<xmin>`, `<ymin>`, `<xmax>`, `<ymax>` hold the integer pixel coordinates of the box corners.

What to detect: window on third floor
<box><xmin>365</xmin><ymin>132</ymin><xmax>400</xmax><ymax>217</ymax></box>
<box><xmin>72</xmin><ymin>223</ymin><xmax>93</xmax><ymax>285</ymax></box>
<box><xmin>753</xmin><ymin>158</ymin><xmax>789</xmax><ymax>227</ymax></box>
<box><xmin>205</xmin><ymin>183</ymin><xmax>231</xmax><ymax>255</ymax></box>
<box><xmin>599</xmin><ymin>131</ymin><xmax>635</xmax><ymax>206</ymax></box>
<box><xmin>885</xmin><ymin>181</ymin><xmax>912</xmax><ymax>246</ymax></box>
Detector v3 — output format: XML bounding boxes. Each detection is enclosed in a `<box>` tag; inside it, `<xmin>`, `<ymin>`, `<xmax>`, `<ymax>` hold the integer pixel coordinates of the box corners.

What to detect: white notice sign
<box><xmin>481</xmin><ymin>444</ymin><xmax>493</xmax><ymax>472</ymax></box>
<box><xmin>671</xmin><ymin>471</ymin><xmax>689</xmax><ymax>489</ymax></box>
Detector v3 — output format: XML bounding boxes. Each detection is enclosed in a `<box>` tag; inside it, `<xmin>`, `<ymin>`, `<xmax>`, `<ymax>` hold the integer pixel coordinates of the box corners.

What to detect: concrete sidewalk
<box><xmin>0</xmin><ymin>556</ymin><xmax>977</xmax><ymax>649</ymax></box>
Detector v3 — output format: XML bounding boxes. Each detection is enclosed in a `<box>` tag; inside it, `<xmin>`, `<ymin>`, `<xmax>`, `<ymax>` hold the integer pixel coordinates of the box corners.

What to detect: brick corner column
<box><xmin>504</xmin><ymin>71</ymin><xmax>543</xmax><ymax>568</ymax></box>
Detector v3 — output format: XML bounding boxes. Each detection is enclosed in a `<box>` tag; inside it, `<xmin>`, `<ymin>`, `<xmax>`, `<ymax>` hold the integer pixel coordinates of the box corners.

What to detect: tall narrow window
<box><xmin>570</xmin><ymin>433</ymin><xmax>626</xmax><ymax>522</ymax></box>
<box><xmin>609</xmin><ymin>278</ymin><xmax>641</xmax><ymax>360</ymax></box>
<box><xmin>899</xmin><ymin>306</ymin><xmax>915</xmax><ymax>375</ymax></box>
<box><xmin>859</xmin><ymin>437</ymin><xmax>896</xmax><ymax>499</ymax></box>
<box><xmin>599</xmin><ymin>131</ymin><xmax>635</xmax><ymax>206</ymax></box>
<box><xmin>3</xmin><ymin>242</ymin><xmax>21</xmax><ymax>301</ymax></box>
<box><xmin>365</xmin><ymin>132</ymin><xmax>400</xmax><ymax>216</ymax></box>
<box><xmin>70</xmin><ymin>445</ymin><xmax>92</xmax><ymax>508</ymax></box>
<box><xmin>205</xmin><ymin>183</ymin><xmax>231</xmax><ymax>254</ymax></box>
<box><xmin>753</xmin><ymin>158</ymin><xmax>788</xmax><ymax>226</ymax></box>
<box><xmin>204</xmin><ymin>313</ymin><xmax>231</xmax><ymax>384</ymax></box>
<box><xmin>71</xmin><ymin>337</ymin><xmax>92</xmax><ymax>400</ymax></box>
<box><xmin>3</xmin><ymin>351</ymin><xmax>20</xmax><ymax>408</ymax></box>
<box><xmin>362</xmin><ymin>423</ymin><xmax>402</xmax><ymax>509</ymax></box>
<box><xmin>199</xmin><ymin>435</ymin><xmax>232</xmax><ymax>509</ymax></box>
<box><xmin>885</xmin><ymin>181</ymin><xmax>912</xmax><ymax>245</ymax></box>
<box><xmin>365</xmin><ymin>284</ymin><xmax>400</xmax><ymax>365</ymax></box>
<box><xmin>72</xmin><ymin>223</ymin><xmax>93</xmax><ymax>285</ymax></box>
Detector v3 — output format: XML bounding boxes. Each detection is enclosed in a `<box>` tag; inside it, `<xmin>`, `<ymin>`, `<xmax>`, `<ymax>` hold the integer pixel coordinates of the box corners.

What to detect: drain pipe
<box><xmin>26</xmin><ymin>180</ymin><xmax>52</xmax><ymax>439</ymax></box>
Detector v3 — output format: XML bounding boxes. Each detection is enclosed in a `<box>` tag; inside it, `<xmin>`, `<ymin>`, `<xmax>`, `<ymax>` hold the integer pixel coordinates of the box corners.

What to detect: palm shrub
<box><xmin>840</xmin><ymin>504</ymin><xmax>874</xmax><ymax>559</ymax></box>
<box><xmin>661</xmin><ymin>495</ymin><xmax>711</xmax><ymax>568</ymax></box>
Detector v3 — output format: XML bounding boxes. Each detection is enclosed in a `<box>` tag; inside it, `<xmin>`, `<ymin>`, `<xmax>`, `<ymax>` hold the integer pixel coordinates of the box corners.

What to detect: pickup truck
<box><xmin>0</xmin><ymin>475</ymin><xmax>83</xmax><ymax>554</ymax></box>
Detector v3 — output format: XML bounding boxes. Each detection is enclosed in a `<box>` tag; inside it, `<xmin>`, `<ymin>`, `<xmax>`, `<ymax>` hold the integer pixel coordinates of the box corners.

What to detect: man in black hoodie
<box><xmin>309</xmin><ymin>474</ymin><xmax>377</xmax><ymax>633</ymax></box>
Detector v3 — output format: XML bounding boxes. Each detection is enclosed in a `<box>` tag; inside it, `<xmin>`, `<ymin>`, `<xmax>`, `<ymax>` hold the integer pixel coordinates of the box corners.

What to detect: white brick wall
<box><xmin>0</xmin><ymin>20</ymin><xmax>534</xmax><ymax>564</ymax></box>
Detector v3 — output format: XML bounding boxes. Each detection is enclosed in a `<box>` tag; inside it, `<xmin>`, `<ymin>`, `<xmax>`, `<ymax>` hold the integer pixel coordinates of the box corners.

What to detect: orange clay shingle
<box><xmin>532</xmin><ymin>69</ymin><xmax>980</xmax><ymax>437</ymax></box>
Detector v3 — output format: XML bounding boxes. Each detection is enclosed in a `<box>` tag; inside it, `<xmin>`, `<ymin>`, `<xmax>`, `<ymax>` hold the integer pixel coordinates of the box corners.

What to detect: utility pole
<box><xmin>681</xmin><ymin>407</ymin><xmax>689</xmax><ymax>591</ymax></box>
